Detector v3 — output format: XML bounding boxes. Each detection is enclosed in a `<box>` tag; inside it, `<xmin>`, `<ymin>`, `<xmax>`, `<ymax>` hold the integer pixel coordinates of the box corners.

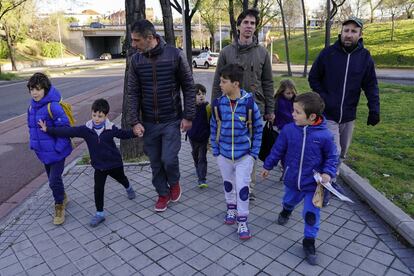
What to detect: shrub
<box><xmin>0</xmin><ymin>41</ymin><xmax>9</xmax><ymax>59</ymax></box>
<box><xmin>39</xmin><ymin>42</ymin><xmax>65</xmax><ymax>58</ymax></box>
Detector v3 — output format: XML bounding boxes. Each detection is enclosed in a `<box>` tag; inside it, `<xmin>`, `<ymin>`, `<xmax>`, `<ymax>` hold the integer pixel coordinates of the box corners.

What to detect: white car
<box><xmin>192</xmin><ymin>52</ymin><xmax>219</xmax><ymax>69</ymax></box>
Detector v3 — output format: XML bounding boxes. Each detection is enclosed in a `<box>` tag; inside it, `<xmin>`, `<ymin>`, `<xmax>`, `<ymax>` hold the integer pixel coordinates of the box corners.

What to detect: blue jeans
<box><xmin>44</xmin><ymin>159</ymin><xmax>65</xmax><ymax>204</ymax></box>
<box><xmin>143</xmin><ymin>120</ymin><xmax>181</xmax><ymax>196</ymax></box>
<box><xmin>283</xmin><ymin>186</ymin><xmax>320</xmax><ymax>238</ymax></box>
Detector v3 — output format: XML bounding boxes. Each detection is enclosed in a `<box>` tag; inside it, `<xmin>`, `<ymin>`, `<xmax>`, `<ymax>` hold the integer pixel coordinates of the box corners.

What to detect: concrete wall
<box><xmin>62</xmin><ymin>30</ymin><xmax>86</xmax><ymax>56</ymax></box>
<box><xmin>85</xmin><ymin>36</ymin><xmax>122</xmax><ymax>59</ymax></box>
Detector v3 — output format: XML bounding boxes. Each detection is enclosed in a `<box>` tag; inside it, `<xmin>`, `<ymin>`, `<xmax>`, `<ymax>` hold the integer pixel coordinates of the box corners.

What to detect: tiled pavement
<box><xmin>0</xmin><ymin>137</ymin><xmax>413</xmax><ymax>276</ymax></box>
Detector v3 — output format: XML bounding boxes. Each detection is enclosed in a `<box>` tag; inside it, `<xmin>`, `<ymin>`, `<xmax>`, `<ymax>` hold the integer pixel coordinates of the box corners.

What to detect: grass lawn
<box><xmin>274</xmin><ymin>76</ymin><xmax>414</xmax><ymax>217</ymax></box>
<box><xmin>272</xmin><ymin>19</ymin><xmax>414</xmax><ymax>68</ymax></box>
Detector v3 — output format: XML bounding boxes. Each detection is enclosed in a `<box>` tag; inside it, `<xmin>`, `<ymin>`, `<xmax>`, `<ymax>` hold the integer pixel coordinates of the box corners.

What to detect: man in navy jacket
<box><xmin>308</xmin><ymin>17</ymin><xmax>380</xmax><ymax>204</ymax></box>
<box><xmin>126</xmin><ymin>19</ymin><xmax>196</xmax><ymax>212</ymax></box>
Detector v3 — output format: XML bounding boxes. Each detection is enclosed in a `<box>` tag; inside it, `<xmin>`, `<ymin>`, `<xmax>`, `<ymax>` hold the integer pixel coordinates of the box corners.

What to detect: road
<box><xmin>0</xmin><ymin>66</ymin><xmax>126</xmax><ymax>205</ymax></box>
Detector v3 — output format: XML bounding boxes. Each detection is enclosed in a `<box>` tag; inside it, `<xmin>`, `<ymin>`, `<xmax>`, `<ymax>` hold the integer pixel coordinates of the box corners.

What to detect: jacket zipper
<box><xmin>152</xmin><ymin>59</ymin><xmax>159</xmax><ymax>123</ymax></box>
<box><xmin>297</xmin><ymin>126</ymin><xmax>307</xmax><ymax>190</ymax></box>
<box><xmin>339</xmin><ymin>53</ymin><xmax>351</xmax><ymax>123</ymax></box>
<box><xmin>231</xmin><ymin>100</ymin><xmax>239</xmax><ymax>161</ymax></box>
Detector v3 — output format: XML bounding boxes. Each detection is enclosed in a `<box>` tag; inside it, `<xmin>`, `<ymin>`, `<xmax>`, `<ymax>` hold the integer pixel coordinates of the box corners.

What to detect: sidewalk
<box><xmin>0</xmin><ymin>135</ymin><xmax>413</xmax><ymax>275</ymax></box>
<box><xmin>271</xmin><ymin>64</ymin><xmax>414</xmax><ymax>81</ymax></box>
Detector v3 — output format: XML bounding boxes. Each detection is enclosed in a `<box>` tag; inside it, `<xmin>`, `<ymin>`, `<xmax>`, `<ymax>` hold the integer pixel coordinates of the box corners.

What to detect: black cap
<box><xmin>342</xmin><ymin>16</ymin><xmax>363</xmax><ymax>28</ymax></box>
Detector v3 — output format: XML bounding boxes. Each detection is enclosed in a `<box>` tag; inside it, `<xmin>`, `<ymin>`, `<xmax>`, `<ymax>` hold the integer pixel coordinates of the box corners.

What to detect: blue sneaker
<box><xmin>90</xmin><ymin>214</ymin><xmax>105</xmax><ymax>227</ymax></box>
<box><xmin>237</xmin><ymin>216</ymin><xmax>251</xmax><ymax>240</ymax></box>
<box><xmin>126</xmin><ymin>186</ymin><xmax>136</xmax><ymax>200</ymax></box>
<box><xmin>224</xmin><ymin>204</ymin><xmax>237</xmax><ymax>224</ymax></box>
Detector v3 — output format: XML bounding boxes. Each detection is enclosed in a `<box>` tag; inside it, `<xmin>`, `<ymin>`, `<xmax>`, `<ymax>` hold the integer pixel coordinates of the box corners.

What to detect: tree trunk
<box><xmin>278</xmin><ymin>0</ymin><xmax>292</xmax><ymax>76</ymax></box>
<box><xmin>370</xmin><ymin>2</ymin><xmax>374</xmax><ymax>23</ymax></box>
<box><xmin>185</xmin><ymin>11</ymin><xmax>192</xmax><ymax>68</ymax></box>
<box><xmin>228</xmin><ymin>0</ymin><xmax>238</xmax><ymax>40</ymax></box>
<box><xmin>325</xmin><ymin>0</ymin><xmax>331</xmax><ymax>48</ymax></box>
<box><xmin>160</xmin><ymin>0</ymin><xmax>176</xmax><ymax>46</ymax></box>
<box><xmin>4</xmin><ymin>25</ymin><xmax>17</xmax><ymax>71</ymax></box>
<box><xmin>301</xmin><ymin>0</ymin><xmax>308</xmax><ymax>77</ymax></box>
<box><xmin>391</xmin><ymin>13</ymin><xmax>395</xmax><ymax>41</ymax></box>
<box><xmin>121</xmin><ymin>0</ymin><xmax>146</xmax><ymax>160</ymax></box>
<box><xmin>209</xmin><ymin>32</ymin><xmax>215</xmax><ymax>51</ymax></box>
<box><xmin>243</xmin><ymin>0</ymin><xmax>249</xmax><ymax>11</ymax></box>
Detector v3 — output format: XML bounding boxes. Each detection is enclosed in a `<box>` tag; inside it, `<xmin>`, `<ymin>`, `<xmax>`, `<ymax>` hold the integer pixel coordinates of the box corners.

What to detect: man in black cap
<box><xmin>308</xmin><ymin>17</ymin><xmax>380</xmax><ymax>206</ymax></box>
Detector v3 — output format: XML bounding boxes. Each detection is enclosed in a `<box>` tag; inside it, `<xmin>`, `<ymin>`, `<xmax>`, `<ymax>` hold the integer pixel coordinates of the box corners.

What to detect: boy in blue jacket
<box><xmin>211</xmin><ymin>64</ymin><xmax>263</xmax><ymax>240</ymax></box>
<box><xmin>39</xmin><ymin>99</ymin><xmax>137</xmax><ymax>227</ymax></box>
<box><xmin>27</xmin><ymin>73</ymin><xmax>72</xmax><ymax>225</ymax></box>
<box><xmin>261</xmin><ymin>92</ymin><xmax>338</xmax><ymax>265</ymax></box>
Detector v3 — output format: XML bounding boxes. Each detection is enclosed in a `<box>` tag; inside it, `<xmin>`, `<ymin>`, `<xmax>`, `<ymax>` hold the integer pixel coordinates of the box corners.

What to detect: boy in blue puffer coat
<box><xmin>38</xmin><ymin>99</ymin><xmax>137</xmax><ymax>228</ymax></box>
<box><xmin>261</xmin><ymin>92</ymin><xmax>338</xmax><ymax>265</ymax></box>
<box><xmin>27</xmin><ymin>73</ymin><xmax>72</xmax><ymax>225</ymax></box>
<box><xmin>211</xmin><ymin>64</ymin><xmax>263</xmax><ymax>240</ymax></box>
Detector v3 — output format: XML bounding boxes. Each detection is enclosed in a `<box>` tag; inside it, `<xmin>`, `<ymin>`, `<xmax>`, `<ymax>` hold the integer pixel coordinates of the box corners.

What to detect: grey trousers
<box><xmin>326</xmin><ymin>119</ymin><xmax>355</xmax><ymax>174</ymax></box>
<box><xmin>143</xmin><ymin>120</ymin><xmax>181</xmax><ymax>196</ymax></box>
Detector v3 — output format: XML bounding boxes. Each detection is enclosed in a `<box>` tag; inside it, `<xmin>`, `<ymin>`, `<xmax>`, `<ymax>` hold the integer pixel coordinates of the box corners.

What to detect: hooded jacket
<box><xmin>210</xmin><ymin>90</ymin><xmax>263</xmax><ymax>161</ymax></box>
<box><xmin>211</xmin><ymin>37</ymin><xmax>274</xmax><ymax>116</ymax></box>
<box><xmin>263</xmin><ymin>119</ymin><xmax>338</xmax><ymax>192</ymax></box>
<box><xmin>27</xmin><ymin>86</ymin><xmax>72</xmax><ymax>165</ymax></box>
<box><xmin>46</xmin><ymin>119</ymin><xmax>136</xmax><ymax>170</ymax></box>
<box><xmin>308</xmin><ymin>38</ymin><xmax>380</xmax><ymax>123</ymax></box>
<box><xmin>127</xmin><ymin>35</ymin><xmax>196</xmax><ymax>126</ymax></box>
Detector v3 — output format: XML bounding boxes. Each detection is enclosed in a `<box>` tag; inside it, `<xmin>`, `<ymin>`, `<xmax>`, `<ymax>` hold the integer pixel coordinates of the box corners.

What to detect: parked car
<box><xmin>90</xmin><ymin>22</ymin><xmax>104</xmax><ymax>28</ymax></box>
<box><xmin>99</xmin><ymin>53</ymin><xmax>112</xmax><ymax>60</ymax></box>
<box><xmin>192</xmin><ymin>52</ymin><xmax>219</xmax><ymax>69</ymax></box>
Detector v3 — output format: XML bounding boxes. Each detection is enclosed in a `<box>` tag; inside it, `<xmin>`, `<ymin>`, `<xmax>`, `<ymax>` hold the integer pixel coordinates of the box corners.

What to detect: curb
<box><xmin>340</xmin><ymin>164</ymin><xmax>414</xmax><ymax>246</ymax></box>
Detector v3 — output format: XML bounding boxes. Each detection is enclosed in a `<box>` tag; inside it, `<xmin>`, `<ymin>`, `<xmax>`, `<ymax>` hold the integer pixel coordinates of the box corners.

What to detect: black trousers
<box><xmin>189</xmin><ymin>139</ymin><xmax>208</xmax><ymax>184</ymax></box>
<box><xmin>94</xmin><ymin>166</ymin><xmax>129</xmax><ymax>212</ymax></box>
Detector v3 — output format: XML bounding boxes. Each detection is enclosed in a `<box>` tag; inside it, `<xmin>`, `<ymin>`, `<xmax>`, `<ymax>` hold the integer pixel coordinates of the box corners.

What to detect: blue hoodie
<box><xmin>308</xmin><ymin>38</ymin><xmax>380</xmax><ymax>123</ymax></box>
<box><xmin>210</xmin><ymin>90</ymin><xmax>263</xmax><ymax>160</ymax></box>
<box><xmin>263</xmin><ymin>118</ymin><xmax>338</xmax><ymax>192</ymax></box>
<box><xmin>27</xmin><ymin>86</ymin><xmax>72</xmax><ymax>164</ymax></box>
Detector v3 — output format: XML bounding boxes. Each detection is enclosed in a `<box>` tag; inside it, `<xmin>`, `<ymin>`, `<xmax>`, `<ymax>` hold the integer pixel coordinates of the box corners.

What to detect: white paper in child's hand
<box><xmin>313</xmin><ymin>171</ymin><xmax>354</xmax><ymax>203</ymax></box>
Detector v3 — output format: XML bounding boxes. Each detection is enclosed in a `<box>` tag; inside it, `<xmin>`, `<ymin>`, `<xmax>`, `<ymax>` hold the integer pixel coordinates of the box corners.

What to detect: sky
<box><xmin>37</xmin><ymin>0</ymin><xmax>325</xmax><ymax>19</ymax></box>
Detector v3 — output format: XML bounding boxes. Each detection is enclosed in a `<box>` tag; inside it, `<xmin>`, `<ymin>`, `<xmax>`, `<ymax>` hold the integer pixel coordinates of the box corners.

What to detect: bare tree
<box><xmin>120</xmin><ymin>0</ymin><xmax>146</xmax><ymax>160</ymax></box>
<box><xmin>283</xmin><ymin>0</ymin><xmax>301</xmax><ymax>40</ymax></box>
<box><xmin>325</xmin><ymin>0</ymin><xmax>347</xmax><ymax>48</ymax></box>
<box><xmin>256</xmin><ymin>0</ymin><xmax>279</xmax><ymax>32</ymax></box>
<box><xmin>228</xmin><ymin>0</ymin><xmax>239</xmax><ymax>39</ymax></box>
<box><xmin>170</xmin><ymin>0</ymin><xmax>202</xmax><ymax>67</ymax></box>
<box><xmin>160</xmin><ymin>0</ymin><xmax>176</xmax><ymax>46</ymax></box>
<box><xmin>0</xmin><ymin>0</ymin><xmax>27</xmax><ymax>21</ymax></box>
<box><xmin>364</xmin><ymin>0</ymin><xmax>385</xmax><ymax>22</ymax></box>
<box><xmin>403</xmin><ymin>0</ymin><xmax>414</xmax><ymax>18</ymax></box>
<box><xmin>276</xmin><ymin>0</ymin><xmax>292</xmax><ymax>76</ymax></box>
<box><xmin>300</xmin><ymin>0</ymin><xmax>308</xmax><ymax>77</ymax></box>
<box><xmin>381</xmin><ymin>0</ymin><xmax>405</xmax><ymax>41</ymax></box>
<box><xmin>199</xmin><ymin>0</ymin><xmax>223</xmax><ymax>51</ymax></box>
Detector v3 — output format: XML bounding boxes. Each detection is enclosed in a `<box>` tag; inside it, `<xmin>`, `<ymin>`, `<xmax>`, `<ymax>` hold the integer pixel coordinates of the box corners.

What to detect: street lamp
<box><xmin>270</xmin><ymin>36</ymin><xmax>274</xmax><ymax>64</ymax></box>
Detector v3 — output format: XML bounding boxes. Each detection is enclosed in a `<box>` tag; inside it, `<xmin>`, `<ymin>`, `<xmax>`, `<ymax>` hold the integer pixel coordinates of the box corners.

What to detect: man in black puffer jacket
<box><xmin>127</xmin><ymin>19</ymin><xmax>196</xmax><ymax>212</ymax></box>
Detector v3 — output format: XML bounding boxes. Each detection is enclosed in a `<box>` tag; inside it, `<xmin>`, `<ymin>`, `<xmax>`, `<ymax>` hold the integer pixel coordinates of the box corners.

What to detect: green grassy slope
<box><xmin>272</xmin><ymin>19</ymin><xmax>414</xmax><ymax>68</ymax></box>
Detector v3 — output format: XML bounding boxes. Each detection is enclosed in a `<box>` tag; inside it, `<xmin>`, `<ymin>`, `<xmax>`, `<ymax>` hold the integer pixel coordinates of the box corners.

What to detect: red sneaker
<box><xmin>155</xmin><ymin>194</ymin><xmax>170</xmax><ymax>212</ymax></box>
<box><xmin>170</xmin><ymin>182</ymin><xmax>181</xmax><ymax>202</ymax></box>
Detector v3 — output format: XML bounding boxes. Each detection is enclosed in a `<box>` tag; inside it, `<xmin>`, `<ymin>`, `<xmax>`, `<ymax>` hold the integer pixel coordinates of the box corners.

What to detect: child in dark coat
<box><xmin>39</xmin><ymin>99</ymin><xmax>137</xmax><ymax>227</ymax></box>
<box><xmin>273</xmin><ymin>79</ymin><xmax>297</xmax><ymax>131</ymax></box>
<box><xmin>27</xmin><ymin>72</ymin><xmax>72</xmax><ymax>225</ymax></box>
<box><xmin>262</xmin><ymin>92</ymin><xmax>338</xmax><ymax>265</ymax></box>
<box><xmin>186</xmin><ymin>84</ymin><xmax>211</xmax><ymax>188</ymax></box>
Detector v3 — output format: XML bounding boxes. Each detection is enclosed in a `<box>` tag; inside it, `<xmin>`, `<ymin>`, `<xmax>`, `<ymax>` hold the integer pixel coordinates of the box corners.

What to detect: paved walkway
<box><xmin>0</xmin><ymin>137</ymin><xmax>413</xmax><ymax>276</ymax></box>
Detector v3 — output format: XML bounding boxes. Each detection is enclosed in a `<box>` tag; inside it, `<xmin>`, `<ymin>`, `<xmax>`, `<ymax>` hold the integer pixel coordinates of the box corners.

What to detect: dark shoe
<box><xmin>249</xmin><ymin>192</ymin><xmax>256</xmax><ymax>201</ymax></box>
<box><xmin>155</xmin><ymin>194</ymin><xmax>171</xmax><ymax>212</ymax></box>
<box><xmin>303</xmin><ymin>238</ymin><xmax>317</xmax><ymax>265</ymax></box>
<box><xmin>277</xmin><ymin>208</ymin><xmax>292</xmax><ymax>225</ymax></box>
<box><xmin>224</xmin><ymin>204</ymin><xmax>237</xmax><ymax>225</ymax></box>
<box><xmin>90</xmin><ymin>214</ymin><xmax>105</xmax><ymax>227</ymax></box>
<box><xmin>170</xmin><ymin>183</ymin><xmax>181</xmax><ymax>202</ymax></box>
<box><xmin>126</xmin><ymin>186</ymin><xmax>136</xmax><ymax>200</ymax></box>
